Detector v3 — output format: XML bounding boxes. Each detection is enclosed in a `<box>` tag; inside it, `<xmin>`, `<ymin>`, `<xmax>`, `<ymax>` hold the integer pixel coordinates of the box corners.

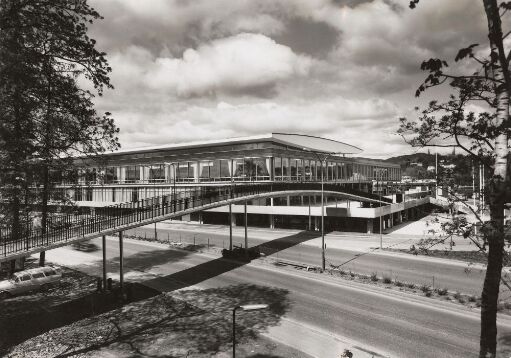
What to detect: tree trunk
<box><xmin>480</xmin><ymin>1</ymin><xmax>510</xmax><ymax>356</ymax></box>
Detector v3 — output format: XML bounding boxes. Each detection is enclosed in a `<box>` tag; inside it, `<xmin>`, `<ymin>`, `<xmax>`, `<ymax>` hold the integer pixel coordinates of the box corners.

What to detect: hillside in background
<box><xmin>385</xmin><ymin>152</ymin><xmax>478</xmax><ymax>185</ymax></box>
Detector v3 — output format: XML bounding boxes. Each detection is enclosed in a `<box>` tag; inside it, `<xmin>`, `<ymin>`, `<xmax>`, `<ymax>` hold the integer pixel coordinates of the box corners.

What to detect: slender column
<box><xmin>119</xmin><ymin>231</ymin><xmax>124</xmax><ymax>291</ymax></box>
<box><xmin>321</xmin><ymin>160</ymin><xmax>325</xmax><ymax>271</ymax></box>
<box><xmin>367</xmin><ymin>219</ymin><xmax>373</xmax><ymax>234</ymax></box>
<box><xmin>308</xmin><ymin>196</ymin><xmax>311</xmax><ymax>231</ymax></box>
<box><xmin>244</xmin><ymin>202</ymin><xmax>248</xmax><ymax>249</ymax></box>
<box><xmin>102</xmin><ymin>235</ymin><xmax>107</xmax><ymax>291</ymax></box>
<box><xmin>229</xmin><ymin>203</ymin><xmax>233</xmax><ymax>250</ymax></box>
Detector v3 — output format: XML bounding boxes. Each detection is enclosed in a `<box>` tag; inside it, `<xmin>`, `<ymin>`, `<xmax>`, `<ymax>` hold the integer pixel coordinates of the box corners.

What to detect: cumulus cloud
<box><xmin>109</xmin><ymin>33</ymin><xmax>312</xmax><ymax>97</ymax></box>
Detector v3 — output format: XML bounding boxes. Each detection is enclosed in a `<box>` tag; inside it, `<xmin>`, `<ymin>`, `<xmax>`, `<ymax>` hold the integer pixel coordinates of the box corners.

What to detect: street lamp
<box><xmin>232</xmin><ymin>304</ymin><xmax>268</xmax><ymax>358</ymax></box>
<box><xmin>375</xmin><ymin>168</ymin><xmax>387</xmax><ymax>249</ymax></box>
<box><xmin>302</xmin><ymin>148</ymin><xmax>338</xmax><ymax>271</ymax></box>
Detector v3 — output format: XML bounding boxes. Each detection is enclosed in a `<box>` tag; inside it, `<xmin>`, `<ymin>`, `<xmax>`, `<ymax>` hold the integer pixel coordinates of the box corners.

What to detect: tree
<box><xmin>401</xmin><ymin>1</ymin><xmax>511</xmax><ymax>356</ymax></box>
<box><xmin>0</xmin><ymin>0</ymin><xmax>120</xmax><ymax>264</ymax></box>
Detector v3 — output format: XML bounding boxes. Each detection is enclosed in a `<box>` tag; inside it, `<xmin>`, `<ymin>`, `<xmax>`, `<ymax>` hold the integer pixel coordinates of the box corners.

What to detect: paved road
<box><xmin>45</xmin><ymin>237</ymin><xmax>511</xmax><ymax>358</ymax></box>
<box><xmin>126</xmin><ymin>223</ymin><xmax>488</xmax><ymax>295</ymax></box>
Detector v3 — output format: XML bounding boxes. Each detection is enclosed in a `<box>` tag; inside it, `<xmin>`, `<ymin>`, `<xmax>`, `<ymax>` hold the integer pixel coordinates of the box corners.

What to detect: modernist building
<box><xmin>57</xmin><ymin>133</ymin><xmax>430</xmax><ymax>233</ymax></box>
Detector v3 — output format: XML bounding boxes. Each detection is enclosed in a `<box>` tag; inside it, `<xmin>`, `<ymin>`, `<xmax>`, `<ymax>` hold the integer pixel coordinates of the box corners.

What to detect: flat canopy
<box><xmin>272</xmin><ymin>133</ymin><xmax>362</xmax><ymax>154</ymax></box>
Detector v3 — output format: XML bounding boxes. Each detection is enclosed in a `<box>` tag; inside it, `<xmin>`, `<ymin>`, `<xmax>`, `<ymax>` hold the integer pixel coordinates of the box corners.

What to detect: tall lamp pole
<box><xmin>375</xmin><ymin>168</ymin><xmax>387</xmax><ymax>249</ymax></box>
<box><xmin>302</xmin><ymin>148</ymin><xmax>337</xmax><ymax>271</ymax></box>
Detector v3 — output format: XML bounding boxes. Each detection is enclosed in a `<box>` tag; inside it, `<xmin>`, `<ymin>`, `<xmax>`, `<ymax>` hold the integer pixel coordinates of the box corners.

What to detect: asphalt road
<box><xmin>46</xmin><ymin>237</ymin><xmax>511</xmax><ymax>358</ymax></box>
<box><xmin>126</xmin><ymin>224</ymin><xmax>487</xmax><ymax>295</ymax></box>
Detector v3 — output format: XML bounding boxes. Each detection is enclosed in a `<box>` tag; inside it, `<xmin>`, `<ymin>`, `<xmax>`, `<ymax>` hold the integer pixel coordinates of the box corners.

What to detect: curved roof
<box><xmin>272</xmin><ymin>133</ymin><xmax>362</xmax><ymax>154</ymax></box>
<box><xmin>101</xmin><ymin>132</ymin><xmax>363</xmax><ymax>156</ymax></box>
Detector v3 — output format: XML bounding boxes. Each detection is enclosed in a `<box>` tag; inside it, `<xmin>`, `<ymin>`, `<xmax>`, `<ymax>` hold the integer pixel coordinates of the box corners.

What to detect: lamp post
<box><xmin>302</xmin><ymin>148</ymin><xmax>337</xmax><ymax>271</ymax></box>
<box><xmin>375</xmin><ymin>168</ymin><xmax>387</xmax><ymax>249</ymax></box>
<box><xmin>232</xmin><ymin>304</ymin><xmax>268</xmax><ymax>358</ymax></box>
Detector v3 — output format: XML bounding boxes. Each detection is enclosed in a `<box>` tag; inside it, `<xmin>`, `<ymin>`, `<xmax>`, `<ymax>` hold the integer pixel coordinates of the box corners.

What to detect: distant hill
<box><xmin>385</xmin><ymin>153</ymin><xmax>477</xmax><ymax>185</ymax></box>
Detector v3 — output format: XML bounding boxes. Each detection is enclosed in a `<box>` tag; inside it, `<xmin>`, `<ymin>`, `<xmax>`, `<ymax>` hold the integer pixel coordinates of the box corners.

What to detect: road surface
<box><xmin>44</xmin><ymin>237</ymin><xmax>511</xmax><ymax>358</ymax></box>
<box><xmin>127</xmin><ymin>223</ymin><xmax>488</xmax><ymax>295</ymax></box>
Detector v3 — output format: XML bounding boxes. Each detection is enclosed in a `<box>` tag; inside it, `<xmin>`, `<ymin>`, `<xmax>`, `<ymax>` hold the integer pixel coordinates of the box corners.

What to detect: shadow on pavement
<box><xmin>0</xmin><ymin>283</ymin><xmax>160</xmax><ymax>355</ymax></box>
<box><xmin>144</xmin><ymin>230</ymin><xmax>321</xmax><ymax>292</ymax></box>
<box><xmin>6</xmin><ymin>284</ymin><xmax>291</xmax><ymax>358</ymax></box>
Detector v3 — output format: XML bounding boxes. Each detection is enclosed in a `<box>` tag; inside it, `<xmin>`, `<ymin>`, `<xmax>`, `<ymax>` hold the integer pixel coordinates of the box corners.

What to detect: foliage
<box><xmin>0</xmin><ymin>0</ymin><xmax>120</xmax><ymax>231</ymax></box>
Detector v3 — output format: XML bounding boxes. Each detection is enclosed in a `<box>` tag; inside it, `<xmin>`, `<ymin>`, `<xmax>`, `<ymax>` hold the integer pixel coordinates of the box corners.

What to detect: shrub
<box><xmin>349</xmin><ymin>271</ymin><xmax>355</xmax><ymax>278</ymax></box>
<box><xmin>453</xmin><ymin>291</ymin><xmax>461</xmax><ymax>300</ymax></box>
<box><xmin>458</xmin><ymin>297</ymin><xmax>466</xmax><ymax>304</ymax></box>
<box><xmin>370</xmin><ymin>272</ymin><xmax>378</xmax><ymax>282</ymax></box>
<box><xmin>406</xmin><ymin>282</ymin><xmax>415</xmax><ymax>289</ymax></box>
<box><xmin>436</xmin><ymin>288</ymin><xmax>448</xmax><ymax>296</ymax></box>
<box><xmin>420</xmin><ymin>284</ymin><xmax>431</xmax><ymax>293</ymax></box>
<box><xmin>468</xmin><ymin>295</ymin><xmax>476</xmax><ymax>302</ymax></box>
<box><xmin>425</xmin><ymin>291</ymin><xmax>432</xmax><ymax>297</ymax></box>
<box><xmin>395</xmin><ymin>280</ymin><xmax>404</xmax><ymax>287</ymax></box>
<box><xmin>382</xmin><ymin>276</ymin><xmax>392</xmax><ymax>284</ymax></box>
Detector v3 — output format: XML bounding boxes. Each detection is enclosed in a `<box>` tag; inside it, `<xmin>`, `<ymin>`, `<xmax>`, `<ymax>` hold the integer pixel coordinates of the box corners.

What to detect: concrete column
<box><xmin>270</xmin><ymin>197</ymin><xmax>274</xmax><ymax>207</ymax></box>
<box><xmin>229</xmin><ymin>204</ymin><xmax>233</xmax><ymax>251</ymax></box>
<box><xmin>308</xmin><ymin>196</ymin><xmax>311</xmax><ymax>231</ymax></box>
<box><xmin>102</xmin><ymin>235</ymin><xmax>107</xmax><ymax>290</ymax></box>
<box><xmin>244</xmin><ymin>202</ymin><xmax>248</xmax><ymax>249</ymax></box>
<box><xmin>286</xmin><ymin>196</ymin><xmax>290</xmax><ymax>206</ymax></box>
<box><xmin>269</xmin><ymin>214</ymin><xmax>274</xmax><ymax>229</ymax></box>
<box><xmin>119</xmin><ymin>231</ymin><xmax>124</xmax><ymax>291</ymax></box>
<box><xmin>366</xmin><ymin>219</ymin><xmax>373</xmax><ymax>234</ymax></box>
<box><xmin>314</xmin><ymin>216</ymin><xmax>319</xmax><ymax>231</ymax></box>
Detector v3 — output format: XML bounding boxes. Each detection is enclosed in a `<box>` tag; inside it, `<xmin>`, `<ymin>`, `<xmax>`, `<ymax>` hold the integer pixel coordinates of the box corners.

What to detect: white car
<box><xmin>0</xmin><ymin>266</ymin><xmax>62</xmax><ymax>298</ymax></box>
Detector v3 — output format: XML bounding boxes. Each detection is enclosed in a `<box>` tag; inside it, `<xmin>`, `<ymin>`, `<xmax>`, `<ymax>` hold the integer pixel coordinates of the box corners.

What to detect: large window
<box><xmin>282</xmin><ymin>158</ymin><xmax>289</xmax><ymax>179</ymax></box>
<box><xmin>125</xmin><ymin>165</ymin><xmax>140</xmax><ymax>183</ymax></box>
<box><xmin>274</xmin><ymin>157</ymin><xmax>282</xmax><ymax>179</ymax></box>
<box><xmin>200</xmin><ymin>161</ymin><xmax>213</xmax><ymax>180</ymax></box>
<box><xmin>233</xmin><ymin>159</ymin><xmax>245</xmax><ymax>180</ymax></box>
<box><xmin>104</xmin><ymin>167</ymin><xmax>118</xmax><ymax>184</ymax></box>
<box><xmin>177</xmin><ymin>162</ymin><xmax>193</xmax><ymax>182</ymax></box>
<box><xmin>149</xmin><ymin>164</ymin><xmax>165</xmax><ymax>182</ymax></box>
<box><xmin>254</xmin><ymin>158</ymin><xmax>269</xmax><ymax>180</ymax></box>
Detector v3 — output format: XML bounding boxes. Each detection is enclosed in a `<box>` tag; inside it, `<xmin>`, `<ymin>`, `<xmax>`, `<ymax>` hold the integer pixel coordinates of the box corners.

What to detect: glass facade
<box><xmin>62</xmin><ymin>155</ymin><xmax>401</xmax><ymax>193</ymax></box>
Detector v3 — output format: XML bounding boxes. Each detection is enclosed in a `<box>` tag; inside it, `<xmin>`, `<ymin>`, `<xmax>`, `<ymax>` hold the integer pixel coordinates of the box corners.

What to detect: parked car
<box><xmin>0</xmin><ymin>266</ymin><xmax>62</xmax><ymax>299</ymax></box>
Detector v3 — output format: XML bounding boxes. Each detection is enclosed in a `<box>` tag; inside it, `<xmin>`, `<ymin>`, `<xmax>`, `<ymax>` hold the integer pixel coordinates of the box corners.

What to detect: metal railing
<box><xmin>0</xmin><ymin>182</ymin><xmax>392</xmax><ymax>258</ymax></box>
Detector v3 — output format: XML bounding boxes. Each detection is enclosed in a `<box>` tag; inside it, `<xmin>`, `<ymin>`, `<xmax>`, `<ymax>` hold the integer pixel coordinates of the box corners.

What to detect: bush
<box><xmin>406</xmin><ymin>282</ymin><xmax>415</xmax><ymax>289</ymax></box>
<box><xmin>453</xmin><ymin>291</ymin><xmax>461</xmax><ymax>300</ymax></box>
<box><xmin>349</xmin><ymin>271</ymin><xmax>355</xmax><ymax>278</ymax></box>
<box><xmin>436</xmin><ymin>288</ymin><xmax>448</xmax><ymax>296</ymax></box>
<box><xmin>395</xmin><ymin>280</ymin><xmax>404</xmax><ymax>287</ymax></box>
<box><xmin>420</xmin><ymin>284</ymin><xmax>431</xmax><ymax>293</ymax></box>
<box><xmin>468</xmin><ymin>295</ymin><xmax>477</xmax><ymax>302</ymax></box>
<box><xmin>370</xmin><ymin>272</ymin><xmax>378</xmax><ymax>282</ymax></box>
<box><xmin>425</xmin><ymin>291</ymin><xmax>432</xmax><ymax>297</ymax></box>
<box><xmin>382</xmin><ymin>276</ymin><xmax>392</xmax><ymax>284</ymax></box>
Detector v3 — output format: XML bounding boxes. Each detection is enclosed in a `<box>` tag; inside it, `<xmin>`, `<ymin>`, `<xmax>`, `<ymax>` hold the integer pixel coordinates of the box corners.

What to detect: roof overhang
<box><xmin>91</xmin><ymin>132</ymin><xmax>363</xmax><ymax>158</ymax></box>
<box><xmin>271</xmin><ymin>133</ymin><xmax>362</xmax><ymax>155</ymax></box>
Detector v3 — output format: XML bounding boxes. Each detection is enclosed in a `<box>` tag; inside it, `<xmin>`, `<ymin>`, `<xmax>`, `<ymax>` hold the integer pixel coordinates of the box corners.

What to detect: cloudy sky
<box><xmin>88</xmin><ymin>0</ymin><xmax>488</xmax><ymax>158</ymax></box>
